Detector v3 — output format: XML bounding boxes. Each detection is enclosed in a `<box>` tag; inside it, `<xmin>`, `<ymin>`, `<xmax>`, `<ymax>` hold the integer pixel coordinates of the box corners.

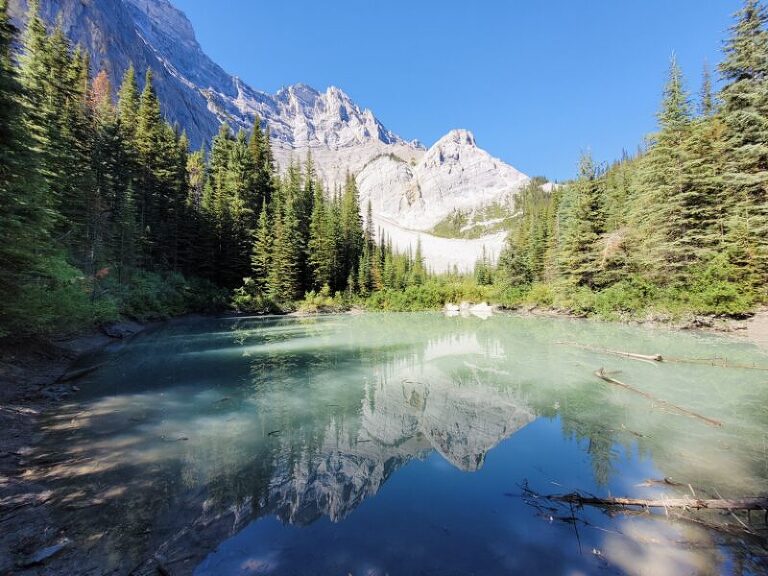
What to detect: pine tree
<box><xmin>628</xmin><ymin>58</ymin><xmax>694</xmax><ymax>279</ymax></box>
<box><xmin>251</xmin><ymin>199</ymin><xmax>272</xmax><ymax>291</ymax></box>
<box><xmin>86</xmin><ymin>69</ymin><xmax>119</xmax><ymax>277</ymax></box>
<box><xmin>224</xmin><ymin>130</ymin><xmax>257</xmax><ymax>280</ymax></box>
<box><xmin>296</xmin><ymin>155</ymin><xmax>316</xmax><ymax>290</ymax></box>
<box><xmin>18</xmin><ymin>0</ymin><xmax>49</xmax><ymax>151</ymax></box>
<box><xmin>481</xmin><ymin>247</ymin><xmax>497</xmax><ymax>285</ymax></box>
<box><xmin>410</xmin><ymin>238</ymin><xmax>426</xmax><ymax>286</ymax></box>
<box><xmin>269</xmin><ymin>187</ymin><xmax>302</xmax><ymax>300</ymax></box>
<box><xmin>249</xmin><ymin>118</ymin><xmax>275</xmax><ymax>208</ymax></box>
<box><xmin>719</xmin><ymin>0</ymin><xmax>768</xmax><ymax>282</ymax></box>
<box><xmin>117</xmin><ymin>65</ymin><xmax>139</xmax><ymax>144</ymax></box>
<box><xmin>700</xmin><ymin>62</ymin><xmax>716</xmax><ymax>117</ymax></box>
<box><xmin>308</xmin><ymin>181</ymin><xmax>333</xmax><ymax>289</ymax></box>
<box><xmin>558</xmin><ymin>153</ymin><xmax>604</xmax><ymax>286</ymax></box>
<box><xmin>340</xmin><ymin>174</ymin><xmax>364</xmax><ymax>289</ymax></box>
<box><xmin>0</xmin><ymin>0</ymin><xmax>51</xmax><ymax>333</ymax></box>
<box><xmin>134</xmin><ymin>69</ymin><xmax>164</xmax><ymax>264</ymax></box>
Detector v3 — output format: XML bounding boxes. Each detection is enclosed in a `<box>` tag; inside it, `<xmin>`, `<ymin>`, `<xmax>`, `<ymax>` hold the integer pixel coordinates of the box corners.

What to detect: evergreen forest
<box><xmin>3</xmin><ymin>0</ymin><xmax>768</xmax><ymax>338</ymax></box>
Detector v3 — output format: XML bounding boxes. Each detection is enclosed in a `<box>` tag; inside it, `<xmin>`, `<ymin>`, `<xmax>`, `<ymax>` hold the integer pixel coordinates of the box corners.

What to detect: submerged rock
<box><xmin>101</xmin><ymin>321</ymin><xmax>144</xmax><ymax>340</ymax></box>
<box><xmin>20</xmin><ymin>538</ymin><xmax>70</xmax><ymax>568</ymax></box>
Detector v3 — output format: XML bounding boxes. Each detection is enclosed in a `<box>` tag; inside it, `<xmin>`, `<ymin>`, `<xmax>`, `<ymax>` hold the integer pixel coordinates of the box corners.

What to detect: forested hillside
<box><xmin>0</xmin><ymin>0</ymin><xmax>428</xmax><ymax>337</ymax></box>
<box><xmin>495</xmin><ymin>0</ymin><xmax>768</xmax><ymax>318</ymax></box>
<box><xmin>3</xmin><ymin>0</ymin><xmax>768</xmax><ymax>340</ymax></box>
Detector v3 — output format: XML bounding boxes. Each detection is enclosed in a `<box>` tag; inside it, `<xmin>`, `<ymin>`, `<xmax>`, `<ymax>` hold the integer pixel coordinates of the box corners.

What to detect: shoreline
<box><xmin>0</xmin><ymin>321</ymin><xmax>146</xmax><ymax>574</ymax></box>
<box><xmin>1</xmin><ymin>307</ymin><xmax>767</xmax><ymax>572</ymax></box>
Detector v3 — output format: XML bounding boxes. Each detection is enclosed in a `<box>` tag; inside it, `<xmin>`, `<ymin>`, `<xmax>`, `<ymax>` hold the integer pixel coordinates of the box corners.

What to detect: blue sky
<box><xmin>173</xmin><ymin>0</ymin><xmax>743</xmax><ymax>181</ymax></box>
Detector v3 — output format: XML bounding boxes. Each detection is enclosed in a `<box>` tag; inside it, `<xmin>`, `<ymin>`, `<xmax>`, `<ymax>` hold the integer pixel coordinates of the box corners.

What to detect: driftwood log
<box><xmin>595</xmin><ymin>368</ymin><xmax>723</xmax><ymax>427</ymax></box>
<box><xmin>557</xmin><ymin>342</ymin><xmax>663</xmax><ymax>364</ymax></box>
<box><xmin>551</xmin><ymin>492</ymin><xmax>768</xmax><ymax>511</ymax></box>
<box><xmin>558</xmin><ymin>341</ymin><xmax>768</xmax><ymax>371</ymax></box>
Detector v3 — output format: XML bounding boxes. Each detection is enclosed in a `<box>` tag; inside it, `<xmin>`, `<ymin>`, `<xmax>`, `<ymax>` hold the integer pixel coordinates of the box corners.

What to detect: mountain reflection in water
<box><xmin>26</xmin><ymin>313</ymin><xmax>768</xmax><ymax>575</ymax></box>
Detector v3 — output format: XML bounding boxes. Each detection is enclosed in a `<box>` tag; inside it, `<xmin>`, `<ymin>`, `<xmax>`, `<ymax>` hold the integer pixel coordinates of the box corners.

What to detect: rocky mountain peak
<box><xmin>124</xmin><ymin>0</ymin><xmax>197</xmax><ymax>46</ymax></box>
<box><xmin>437</xmin><ymin>129</ymin><xmax>477</xmax><ymax>148</ymax></box>
<box><xmin>8</xmin><ymin>0</ymin><xmax>531</xmax><ymax>271</ymax></box>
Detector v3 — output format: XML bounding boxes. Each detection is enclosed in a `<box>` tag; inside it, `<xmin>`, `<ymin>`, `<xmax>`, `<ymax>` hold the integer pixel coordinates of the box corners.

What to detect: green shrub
<box><xmin>1</xmin><ymin>255</ymin><xmax>119</xmax><ymax>337</ymax></box>
<box><xmin>231</xmin><ymin>278</ymin><xmax>284</xmax><ymax>314</ymax></box>
<box><xmin>524</xmin><ymin>283</ymin><xmax>555</xmax><ymax>307</ymax></box>
<box><xmin>298</xmin><ymin>285</ymin><xmax>347</xmax><ymax>313</ymax></box>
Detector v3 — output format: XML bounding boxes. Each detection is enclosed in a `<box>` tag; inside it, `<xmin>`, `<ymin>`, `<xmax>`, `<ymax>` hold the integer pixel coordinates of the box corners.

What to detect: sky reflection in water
<box><xmin>32</xmin><ymin>313</ymin><xmax>768</xmax><ymax>575</ymax></box>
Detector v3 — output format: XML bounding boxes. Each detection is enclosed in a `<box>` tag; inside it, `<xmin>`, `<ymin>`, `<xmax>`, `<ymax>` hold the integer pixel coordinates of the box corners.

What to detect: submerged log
<box><xmin>551</xmin><ymin>492</ymin><xmax>768</xmax><ymax>511</ymax></box>
<box><xmin>557</xmin><ymin>342</ymin><xmax>663</xmax><ymax>364</ymax></box>
<box><xmin>595</xmin><ymin>368</ymin><xmax>723</xmax><ymax>427</ymax></box>
<box><xmin>57</xmin><ymin>362</ymin><xmax>106</xmax><ymax>383</ymax></box>
<box><xmin>558</xmin><ymin>341</ymin><xmax>768</xmax><ymax>371</ymax></box>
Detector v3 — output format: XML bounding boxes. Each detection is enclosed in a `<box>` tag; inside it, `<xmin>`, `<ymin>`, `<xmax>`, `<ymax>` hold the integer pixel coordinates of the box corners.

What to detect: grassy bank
<box><xmin>233</xmin><ymin>273</ymin><xmax>762</xmax><ymax>321</ymax></box>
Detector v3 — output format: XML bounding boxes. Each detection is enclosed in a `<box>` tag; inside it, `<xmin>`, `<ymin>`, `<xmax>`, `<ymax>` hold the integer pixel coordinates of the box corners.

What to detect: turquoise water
<box><xmin>32</xmin><ymin>313</ymin><xmax>768</xmax><ymax>575</ymax></box>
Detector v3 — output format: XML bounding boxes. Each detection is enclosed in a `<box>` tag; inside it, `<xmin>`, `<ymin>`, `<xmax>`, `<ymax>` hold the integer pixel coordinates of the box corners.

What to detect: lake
<box><xmin>29</xmin><ymin>313</ymin><xmax>768</xmax><ymax>575</ymax></box>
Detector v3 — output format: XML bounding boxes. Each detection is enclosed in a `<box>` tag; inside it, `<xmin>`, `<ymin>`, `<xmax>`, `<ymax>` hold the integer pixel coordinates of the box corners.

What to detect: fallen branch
<box><xmin>665</xmin><ymin>356</ymin><xmax>768</xmax><ymax>372</ymax></box>
<box><xmin>635</xmin><ymin>477</ymin><xmax>684</xmax><ymax>488</ymax></box>
<box><xmin>551</xmin><ymin>492</ymin><xmax>768</xmax><ymax>512</ymax></box>
<box><xmin>559</xmin><ymin>341</ymin><xmax>768</xmax><ymax>372</ymax></box>
<box><xmin>595</xmin><ymin>368</ymin><xmax>723</xmax><ymax>427</ymax></box>
<box><xmin>557</xmin><ymin>342</ymin><xmax>663</xmax><ymax>364</ymax></box>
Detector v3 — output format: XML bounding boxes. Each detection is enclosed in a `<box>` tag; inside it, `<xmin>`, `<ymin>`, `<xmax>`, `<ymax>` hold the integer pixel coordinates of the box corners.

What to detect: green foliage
<box><xmin>3</xmin><ymin>255</ymin><xmax>117</xmax><ymax>337</ymax></box>
<box><xmin>430</xmin><ymin>202</ymin><xmax>516</xmax><ymax>239</ymax></box>
<box><xmin>365</xmin><ymin>279</ymin><xmax>494</xmax><ymax>312</ymax></box>
<box><xmin>114</xmin><ymin>269</ymin><xmax>226</xmax><ymax>321</ymax></box>
<box><xmin>298</xmin><ymin>285</ymin><xmax>347</xmax><ymax>314</ymax></box>
<box><xmin>231</xmin><ymin>278</ymin><xmax>284</xmax><ymax>315</ymax></box>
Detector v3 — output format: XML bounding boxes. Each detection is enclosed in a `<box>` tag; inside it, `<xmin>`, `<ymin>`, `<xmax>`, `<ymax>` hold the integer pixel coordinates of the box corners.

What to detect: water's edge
<box><xmin>1</xmin><ymin>308</ymin><xmax>766</xmax><ymax>574</ymax></box>
<box><xmin>0</xmin><ymin>320</ymin><xmax>150</xmax><ymax>573</ymax></box>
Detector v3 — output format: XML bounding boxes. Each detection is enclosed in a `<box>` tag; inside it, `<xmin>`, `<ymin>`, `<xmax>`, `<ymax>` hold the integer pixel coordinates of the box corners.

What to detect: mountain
<box><xmin>8</xmin><ymin>0</ymin><xmax>530</xmax><ymax>270</ymax></box>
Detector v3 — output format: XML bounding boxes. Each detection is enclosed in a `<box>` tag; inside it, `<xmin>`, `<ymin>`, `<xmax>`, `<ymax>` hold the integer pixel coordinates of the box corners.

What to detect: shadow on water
<box><xmin>22</xmin><ymin>313</ymin><xmax>768</xmax><ymax>575</ymax></box>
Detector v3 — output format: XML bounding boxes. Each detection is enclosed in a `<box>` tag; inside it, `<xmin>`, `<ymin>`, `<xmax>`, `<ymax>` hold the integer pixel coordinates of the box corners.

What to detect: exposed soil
<box><xmin>0</xmin><ymin>323</ymin><xmax>143</xmax><ymax>575</ymax></box>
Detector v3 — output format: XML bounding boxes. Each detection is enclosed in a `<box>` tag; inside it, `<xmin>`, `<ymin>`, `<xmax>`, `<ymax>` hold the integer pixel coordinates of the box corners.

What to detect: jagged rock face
<box><xmin>9</xmin><ymin>0</ymin><xmax>530</xmax><ymax>269</ymax></box>
<box><xmin>265</xmin><ymin>425</ymin><xmax>427</xmax><ymax>525</ymax></box>
<box><xmin>8</xmin><ymin>0</ymin><xmax>222</xmax><ymax>145</ymax></box>
<box><xmin>359</xmin><ymin>129</ymin><xmax>529</xmax><ymax>232</ymax></box>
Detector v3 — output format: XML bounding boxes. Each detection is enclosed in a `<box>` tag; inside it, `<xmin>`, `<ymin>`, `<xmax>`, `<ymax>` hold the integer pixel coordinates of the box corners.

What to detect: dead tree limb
<box><xmin>595</xmin><ymin>369</ymin><xmax>723</xmax><ymax>427</ymax></box>
<box><xmin>665</xmin><ymin>356</ymin><xmax>768</xmax><ymax>372</ymax></box>
<box><xmin>558</xmin><ymin>341</ymin><xmax>768</xmax><ymax>372</ymax></box>
<box><xmin>57</xmin><ymin>363</ymin><xmax>106</xmax><ymax>383</ymax></box>
<box><xmin>557</xmin><ymin>342</ymin><xmax>663</xmax><ymax>364</ymax></box>
<box><xmin>551</xmin><ymin>492</ymin><xmax>768</xmax><ymax>511</ymax></box>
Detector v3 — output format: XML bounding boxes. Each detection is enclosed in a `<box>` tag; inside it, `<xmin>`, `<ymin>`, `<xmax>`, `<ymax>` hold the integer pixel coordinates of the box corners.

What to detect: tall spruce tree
<box><xmin>628</xmin><ymin>58</ymin><xmax>694</xmax><ymax>279</ymax></box>
<box><xmin>719</xmin><ymin>0</ymin><xmax>768</xmax><ymax>283</ymax></box>
<box><xmin>558</xmin><ymin>153</ymin><xmax>604</xmax><ymax>286</ymax></box>
<box><xmin>308</xmin><ymin>181</ymin><xmax>333</xmax><ymax>289</ymax></box>
<box><xmin>0</xmin><ymin>0</ymin><xmax>51</xmax><ymax>333</ymax></box>
<box><xmin>251</xmin><ymin>199</ymin><xmax>272</xmax><ymax>292</ymax></box>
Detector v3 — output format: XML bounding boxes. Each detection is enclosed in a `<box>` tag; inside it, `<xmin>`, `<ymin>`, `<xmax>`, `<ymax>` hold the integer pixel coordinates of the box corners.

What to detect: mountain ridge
<box><xmin>9</xmin><ymin>0</ymin><xmax>530</xmax><ymax>270</ymax></box>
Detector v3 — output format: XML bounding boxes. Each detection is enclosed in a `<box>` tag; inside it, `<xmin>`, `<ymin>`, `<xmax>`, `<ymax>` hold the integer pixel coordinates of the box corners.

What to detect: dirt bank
<box><xmin>0</xmin><ymin>322</ymin><xmax>144</xmax><ymax>575</ymax></box>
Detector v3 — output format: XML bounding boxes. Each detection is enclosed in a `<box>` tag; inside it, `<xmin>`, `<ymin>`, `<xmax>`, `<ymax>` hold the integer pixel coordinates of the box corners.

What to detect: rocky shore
<box><xmin>0</xmin><ymin>321</ymin><xmax>145</xmax><ymax>574</ymax></box>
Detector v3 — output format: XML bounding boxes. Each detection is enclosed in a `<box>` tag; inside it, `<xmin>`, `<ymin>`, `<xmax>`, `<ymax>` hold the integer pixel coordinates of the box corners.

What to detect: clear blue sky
<box><xmin>173</xmin><ymin>0</ymin><xmax>742</xmax><ymax>181</ymax></box>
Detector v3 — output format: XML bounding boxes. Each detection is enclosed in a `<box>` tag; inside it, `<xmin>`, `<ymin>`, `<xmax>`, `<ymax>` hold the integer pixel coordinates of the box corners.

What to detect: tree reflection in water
<box><xmin>21</xmin><ymin>313</ymin><xmax>768</xmax><ymax>575</ymax></box>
